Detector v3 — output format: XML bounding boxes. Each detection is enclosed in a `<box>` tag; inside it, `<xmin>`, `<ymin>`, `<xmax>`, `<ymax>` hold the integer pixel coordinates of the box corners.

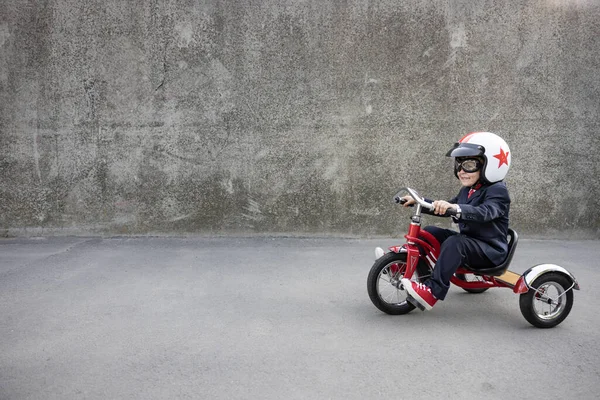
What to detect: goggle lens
<box><xmin>455</xmin><ymin>159</ymin><xmax>481</xmax><ymax>173</ymax></box>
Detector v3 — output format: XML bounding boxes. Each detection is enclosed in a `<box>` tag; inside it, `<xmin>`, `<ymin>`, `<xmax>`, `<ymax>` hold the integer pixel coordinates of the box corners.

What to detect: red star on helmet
<box><xmin>493</xmin><ymin>148</ymin><xmax>510</xmax><ymax>168</ymax></box>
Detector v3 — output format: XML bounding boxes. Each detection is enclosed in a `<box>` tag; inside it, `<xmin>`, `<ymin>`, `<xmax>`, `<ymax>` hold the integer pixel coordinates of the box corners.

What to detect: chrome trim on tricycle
<box><xmin>522</xmin><ymin>264</ymin><xmax>580</xmax><ymax>290</ymax></box>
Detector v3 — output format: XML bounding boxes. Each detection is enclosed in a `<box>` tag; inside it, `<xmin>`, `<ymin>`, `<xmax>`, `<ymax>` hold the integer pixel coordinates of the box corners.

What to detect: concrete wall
<box><xmin>1</xmin><ymin>0</ymin><xmax>599</xmax><ymax>237</ymax></box>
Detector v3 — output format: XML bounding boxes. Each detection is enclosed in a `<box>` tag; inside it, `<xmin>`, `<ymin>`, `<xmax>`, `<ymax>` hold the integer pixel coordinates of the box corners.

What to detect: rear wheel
<box><xmin>519</xmin><ymin>272</ymin><xmax>574</xmax><ymax>328</ymax></box>
<box><xmin>454</xmin><ymin>273</ymin><xmax>489</xmax><ymax>294</ymax></box>
<box><xmin>367</xmin><ymin>252</ymin><xmax>431</xmax><ymax>315</ymax></box>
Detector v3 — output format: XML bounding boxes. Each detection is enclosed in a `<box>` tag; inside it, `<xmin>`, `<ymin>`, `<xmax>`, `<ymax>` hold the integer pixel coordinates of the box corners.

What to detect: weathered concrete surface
<box><xmin>1</xmin><ymin>237</ymin><xmax>599</xmax><ymax>399</ymax></box>
<box><xmin>1</xmin><ymin>1</ymin><xmax>599</xmax><ymax>236</ymax></box>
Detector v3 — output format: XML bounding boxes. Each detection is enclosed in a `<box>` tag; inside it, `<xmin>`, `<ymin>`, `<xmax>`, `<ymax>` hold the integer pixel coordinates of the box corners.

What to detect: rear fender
<box><xmin>517</xmin><ymin>264</ymin><xmax>580</xmax><ymax>293</ymax></box>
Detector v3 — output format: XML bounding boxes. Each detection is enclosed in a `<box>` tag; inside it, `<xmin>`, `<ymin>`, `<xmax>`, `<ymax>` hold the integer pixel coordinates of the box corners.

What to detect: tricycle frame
<box><xmin>368</xmin><ymin>187</ymin><xmax>580</xmax><ymax>328</ymax></box>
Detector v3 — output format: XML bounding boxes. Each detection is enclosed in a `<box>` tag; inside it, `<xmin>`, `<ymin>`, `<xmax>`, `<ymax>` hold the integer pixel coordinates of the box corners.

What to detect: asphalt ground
<box><xmin>1</xmin><ymin>236</ymin><xmax>599</xmax><ymax>400</ymax></box>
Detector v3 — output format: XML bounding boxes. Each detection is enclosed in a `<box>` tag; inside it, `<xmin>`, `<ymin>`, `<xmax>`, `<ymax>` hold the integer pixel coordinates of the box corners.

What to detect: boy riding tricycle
<box><xmin>366</xmin><ymin>132</ymin><xmax>579</xmax><ymax>328</ymax></box>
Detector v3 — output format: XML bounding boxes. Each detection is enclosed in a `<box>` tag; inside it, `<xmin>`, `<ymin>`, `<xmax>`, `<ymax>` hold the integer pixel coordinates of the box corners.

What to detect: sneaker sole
<box><xmin>406</xmin><ymin>294</ymin><xmax>426</xmax><ymax>311</ymax></box>
<box><xmin>402</xmin><ymin>279</ymin><xmax>434</xmax><ymax>311</ymax></box>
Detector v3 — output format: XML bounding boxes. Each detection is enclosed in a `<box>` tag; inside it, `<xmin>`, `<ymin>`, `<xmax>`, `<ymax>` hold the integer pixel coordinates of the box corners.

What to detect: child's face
<box><xmin>455</xmin><ymin>157</ymin><xmax>483</xmax><ymax>187</ymax></box>
<box><xmin>458</xmin><ymin>169</ymin><xmax>481</xmax><ymax>187</ymax></box>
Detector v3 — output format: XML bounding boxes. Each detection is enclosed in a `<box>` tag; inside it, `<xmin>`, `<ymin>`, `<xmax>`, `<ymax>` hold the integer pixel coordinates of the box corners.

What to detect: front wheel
<box><xmin>367</xmin><ymin>252</ymin><xmax>431</xmax><ymax>315</ymax></box>
<box><xmin>519</xmin><ymin>272</ymin><xmax>574</xmax><ymax>328</ymax></box>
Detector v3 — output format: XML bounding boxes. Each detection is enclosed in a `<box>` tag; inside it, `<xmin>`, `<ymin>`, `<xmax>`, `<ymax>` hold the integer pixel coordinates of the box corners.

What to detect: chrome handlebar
<box><xmin>393</xmin><ymin>187</ymin><xmax>435</xmax><ymax>211</ymax></box>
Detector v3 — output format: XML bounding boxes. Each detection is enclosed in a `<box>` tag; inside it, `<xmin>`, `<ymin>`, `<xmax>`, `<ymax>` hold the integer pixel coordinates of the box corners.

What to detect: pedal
<box><xmin>407</xmin><ymin>294</ymin><xmax>426</xmax><ymax>311</ymax></box>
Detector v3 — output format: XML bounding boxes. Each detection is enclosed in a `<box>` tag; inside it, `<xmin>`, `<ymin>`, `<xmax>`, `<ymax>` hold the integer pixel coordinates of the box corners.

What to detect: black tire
<box><xmin>367</xmin><ymin>252</ymin><xmax>431</xmax><ymax>315</ymax></box>
<box><xmin>454</xmin><ymin>273</ymin><xmax>489</xmax><ymax>294</ymax></box>
<box><xmin>519</xmin><ymin>272</ymin><xmax>574</xmax><ymax>328</ymax></box>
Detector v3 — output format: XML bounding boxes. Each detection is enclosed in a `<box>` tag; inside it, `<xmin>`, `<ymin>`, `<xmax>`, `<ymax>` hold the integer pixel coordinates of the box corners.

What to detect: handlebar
<box><xmin>393</xmin><ymin>187</ymin><xmax>458</xmax><ymax>217</ymax></box>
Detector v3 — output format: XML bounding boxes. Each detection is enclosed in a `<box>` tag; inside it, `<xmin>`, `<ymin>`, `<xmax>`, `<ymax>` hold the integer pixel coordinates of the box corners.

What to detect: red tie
<box><xmin>468</xmin><ymin>183</ymin><xmax>482</xmax><ymax>198</ymax></box>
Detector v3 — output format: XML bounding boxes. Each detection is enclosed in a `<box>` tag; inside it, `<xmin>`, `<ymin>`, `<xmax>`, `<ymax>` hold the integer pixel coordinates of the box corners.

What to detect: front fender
<box><xmin>522</xmin><ymin>263</ymin><xmax>580</xmax><ymax>290</ymax></box>
<box><xmin>374</xmin><ymin>245</ymin><xmax>407</xmax><ymax>260</ymax></box>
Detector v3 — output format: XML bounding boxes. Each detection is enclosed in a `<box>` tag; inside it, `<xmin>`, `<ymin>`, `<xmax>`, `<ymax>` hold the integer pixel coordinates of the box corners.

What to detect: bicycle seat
<box><xmin>463</xmin><ymin>229</ymin><xmax>519</xmax><ymax>276</ymax></box>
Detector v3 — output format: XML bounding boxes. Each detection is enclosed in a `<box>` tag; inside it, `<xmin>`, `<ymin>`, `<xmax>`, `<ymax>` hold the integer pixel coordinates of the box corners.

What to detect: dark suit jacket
<box><xmin>427</xmin><ymin>181</ymin><xmax>511</xmax><ymax>265</ymax></box>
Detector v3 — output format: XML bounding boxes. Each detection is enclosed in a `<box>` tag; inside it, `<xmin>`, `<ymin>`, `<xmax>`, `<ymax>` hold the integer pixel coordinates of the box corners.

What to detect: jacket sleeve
<box><xmin>458</xmin><ymin>184</ymin><xmax>510</xmax><ymax>223</ymax></box>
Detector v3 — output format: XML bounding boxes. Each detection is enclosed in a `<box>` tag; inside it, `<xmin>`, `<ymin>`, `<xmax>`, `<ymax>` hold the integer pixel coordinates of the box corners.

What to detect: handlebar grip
<box><xmin>394</xmin><ymin>196</ymin><xmax>415</xmax><ymax>207</ymax></box>
<box><xmin>394</xmin><ymin>196</ymin><xmax>407</xmax><ymax>204</ymax></box>
<box><xmin>425</xmin><ymin>203</ymin><xmax>458</xmax><ymax>217</ymax></box>
<box><xmin>443</xmin><ymin>209</ymin><xmax>458</xmax><ymax>217</ymax></box>
<box><xmin>431</xmin><ymin>208</ymin><xmax>457</xmax><ymax>218</ymax></box>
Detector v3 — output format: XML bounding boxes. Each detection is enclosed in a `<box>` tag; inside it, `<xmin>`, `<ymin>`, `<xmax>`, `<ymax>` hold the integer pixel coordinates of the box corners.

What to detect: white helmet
<box><xmin>446</xmin><ymin>132</ymin><xmax>511</xmax><ymax>184</ymax></box>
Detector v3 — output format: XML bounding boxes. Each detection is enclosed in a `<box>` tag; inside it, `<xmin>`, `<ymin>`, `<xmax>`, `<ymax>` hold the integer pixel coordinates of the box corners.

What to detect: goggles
<box><xmin>455</xmin><ymin>158</ymin><xmax>482</xmax><ymax>173</ymax></box>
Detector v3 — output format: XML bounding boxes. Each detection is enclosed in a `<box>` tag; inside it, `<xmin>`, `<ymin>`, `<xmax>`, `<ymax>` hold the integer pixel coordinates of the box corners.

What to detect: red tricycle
<box><xmin>367</xmin><ymin>187</ymin><xmax>579</xmax><ymax>328</ymax></box>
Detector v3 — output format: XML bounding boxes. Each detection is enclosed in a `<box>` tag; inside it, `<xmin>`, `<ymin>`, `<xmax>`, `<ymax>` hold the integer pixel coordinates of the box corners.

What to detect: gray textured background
<box><xmin>1</xmin><ymin>0</ymin><xmax>599</xmax><ymax>237</ymax></box>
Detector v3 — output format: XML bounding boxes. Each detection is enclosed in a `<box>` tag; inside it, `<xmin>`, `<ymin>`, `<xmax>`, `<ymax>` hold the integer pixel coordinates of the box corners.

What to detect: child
<box><xmin>399</xmin><ymin>132</ymin><xmax>512</xmax><ymax>310</ymax></box>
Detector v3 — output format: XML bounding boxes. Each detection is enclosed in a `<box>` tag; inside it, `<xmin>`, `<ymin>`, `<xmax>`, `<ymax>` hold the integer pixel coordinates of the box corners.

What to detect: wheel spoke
<box><xmin>368</xmin><ymin>254</ymin><xmax>434</xmax><ymax>314</ymax></box>
<box><xmin>519</xmin><ymin>273</ymin><xmax>574</xmax><ymax>328</ymax></box>
<box><xmin>376</xmin><ymin>262</ymin><xmax>407</xmax><ymax>305</ymax></box>
<box><xmin>383</xmin><ymin>288</ymin><xmax>399</xmax><ymax>303</ymax></box>
<box><xmin>532</xmin><ymin>281</ymin><xmax>566</xmax><ymax>320</ymax></box>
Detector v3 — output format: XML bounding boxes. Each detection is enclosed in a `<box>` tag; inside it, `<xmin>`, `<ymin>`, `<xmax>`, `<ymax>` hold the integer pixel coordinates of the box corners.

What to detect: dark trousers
<box><xmin>424</xmin><ymin>226</ymin><xmax>495</xmax><ymax>300</ymax></box>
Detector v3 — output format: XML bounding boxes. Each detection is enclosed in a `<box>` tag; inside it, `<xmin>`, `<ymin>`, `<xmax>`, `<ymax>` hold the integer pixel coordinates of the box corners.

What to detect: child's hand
<box><xmin>432</xmin><ymin>200</ymin><xmax>458</xmax><ymax>215</ymax></box>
